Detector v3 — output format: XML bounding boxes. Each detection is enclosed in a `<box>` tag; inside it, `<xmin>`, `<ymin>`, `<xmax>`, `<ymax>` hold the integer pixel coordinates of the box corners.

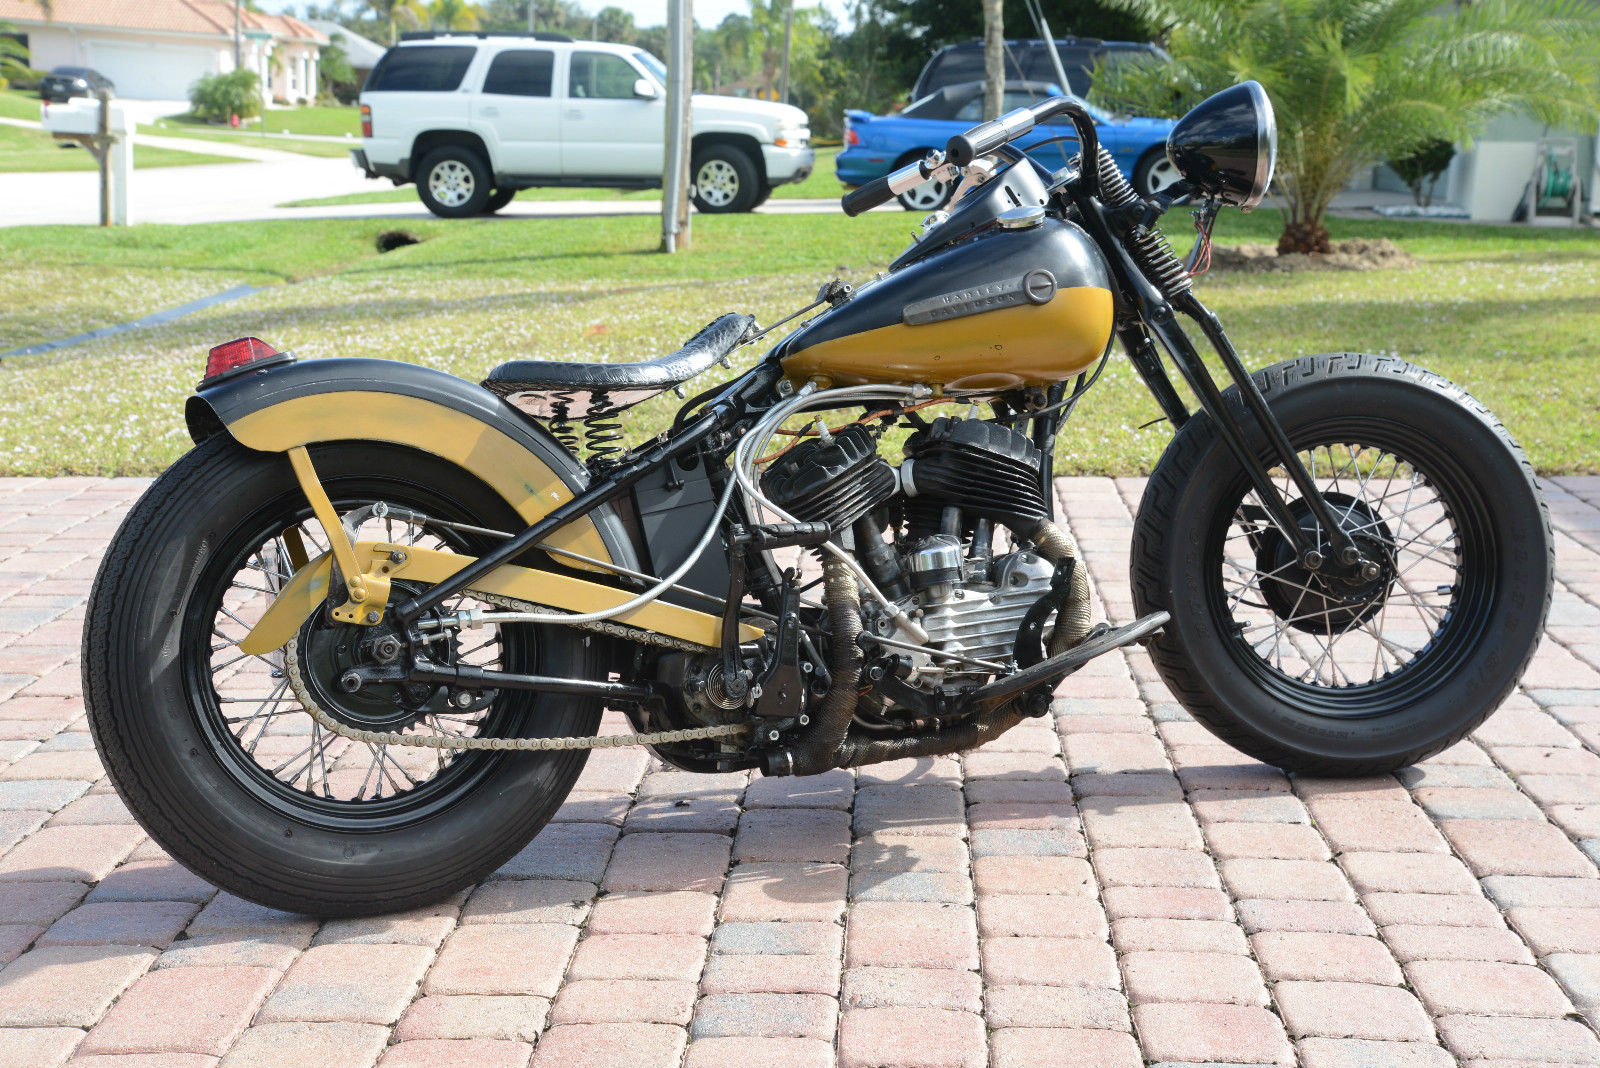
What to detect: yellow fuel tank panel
<box><xmin>780</xmin><ymin>218</ymin><xmax>1116</xmax><ymax>390</ymax></box>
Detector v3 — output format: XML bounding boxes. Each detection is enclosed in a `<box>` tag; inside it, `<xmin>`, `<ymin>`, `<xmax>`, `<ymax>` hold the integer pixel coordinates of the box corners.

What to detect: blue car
<box><xmin>838</xmin><ymin>80</ymin><xmax>1178</xmax><ymax>211</ymax></box>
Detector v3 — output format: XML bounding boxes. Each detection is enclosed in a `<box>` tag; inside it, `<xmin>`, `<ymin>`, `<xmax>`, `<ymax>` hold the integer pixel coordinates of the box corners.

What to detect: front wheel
<box><xmin>1131</xmin><ymin>353</ymin><xmax>1552</xmax><ymax>775</ymax></box>
<box><xmin>484</xmin><ymin>187</ymin><xmax>517</xmax><ymax>214</ymax></box>
<box><xmin>83</xmin><ymin>438</ymin><xmax>604</xmax><ymax>916</ymax></box>
<box><xmin>692</xmin><ymin>146</ymin><xmax>760</xmax><ymax>213</ymax></box>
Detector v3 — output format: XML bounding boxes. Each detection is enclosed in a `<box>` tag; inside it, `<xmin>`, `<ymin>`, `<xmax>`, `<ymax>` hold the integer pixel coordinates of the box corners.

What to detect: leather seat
<box><xmin>483</xmin><ymin>313</ymin><xmax>756</xmax><ymax>415</ymax></box>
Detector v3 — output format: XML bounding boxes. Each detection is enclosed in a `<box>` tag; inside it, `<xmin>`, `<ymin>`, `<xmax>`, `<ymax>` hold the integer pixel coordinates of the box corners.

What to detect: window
<box><xmin>632</xmin><ymin>50</ymin><xmax>667</xmax><ymax>85</ymax></box>
<box><xmin>364</xmin><ymin>46</ymin><xmax>476</xmax><ymax>93</ymax></box>
<box><xmin>568</xmin><ymin>52</ymin><xmax>643</xmax><ymax>100</ymax></box>
<box><xmin>482</xmin><ymin>49</ymin><xmax>554</xmax><ymax>97</ymax></box>
<box><xmin>953</xmin><ymin>89</ymin><xmax>1051</xmax><ymax>123</ymax></box>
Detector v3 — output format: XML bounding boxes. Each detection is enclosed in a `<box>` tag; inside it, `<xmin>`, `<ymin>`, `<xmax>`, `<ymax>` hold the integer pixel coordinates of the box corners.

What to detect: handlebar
<box><xmin>839</xmin><ymin>95</ymin><xmax>1105</xmax><ymax>217</ymax></box>
<box><xmin>840</xmin><ymin>153</ymin><xmax>959</xmax><ymax>217</ymax></box>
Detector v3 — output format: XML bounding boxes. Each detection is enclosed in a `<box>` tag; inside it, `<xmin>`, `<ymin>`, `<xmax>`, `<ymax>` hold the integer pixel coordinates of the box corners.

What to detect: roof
<box><xmin>305</xmin><ymin>19</ymin><xmax>385</xmax><ymax>67</ymax></box>
<box><xmin>0</xmin><ymin>0</ymin><xmax>327</xmax><ymax>44</ymax></box>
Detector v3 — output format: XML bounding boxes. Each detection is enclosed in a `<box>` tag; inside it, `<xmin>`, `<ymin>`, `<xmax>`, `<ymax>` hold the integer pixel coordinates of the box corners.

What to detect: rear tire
<box><xmin>484</xmin><ymin>187</ymin><xmax>516</xmax><ymax>214</ymax></box>
<box><xmin>1132</xmin><ymin>146</ymin><xmax>1180</xmax><ymax>196</ymax></box>
<box><xmin>893</xmin><ymin>150</ymin><xmax>955</xmax><ymax>211</ymax></box>
<box><xmin>84</xmin><ymin>437</ymin><xmax>604</xmax><ymax>916</ymax></box>
<box><xmin>1130</xmin><ymin>353</ymin><xmax>1552</xmax><ymax>776</ymax></box>
<box><xmin>416</xmin><ymin>146</ymin><xmax>492</xmax><ymax>218</ymax></box>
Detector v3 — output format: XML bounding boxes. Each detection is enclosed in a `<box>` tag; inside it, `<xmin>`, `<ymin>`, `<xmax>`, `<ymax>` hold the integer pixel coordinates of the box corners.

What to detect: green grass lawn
<box><xmin>278</xmin><ymin>148</ymin><xmax>847</xmax><ymax>208</ymax></box>
<box><xmin>0</xmin><ymin>88</ymin><xmax>42</xmax><ymax>120</ymax></box>
<box><xmin>0</xmin><ymin>123</ymin><xmax>240</xmax><ymax>173</ymax></box>
<box><xmin>155</xmin><ymin>104</ymin><xmax>360</xmax><ymax>138</ymax></box>
<box><xmin>1</xmin><ymin>207</ymin><xmax>1596</xmax><ymax>477</ymax></box>
<box><xmin>139</xmin><ymin>122</ymin><xmax>356</xmax><ymax>158</ymax></box>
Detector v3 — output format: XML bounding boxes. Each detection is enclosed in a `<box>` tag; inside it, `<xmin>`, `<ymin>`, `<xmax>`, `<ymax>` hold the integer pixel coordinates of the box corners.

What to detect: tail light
<box><xmin>845</xmin><ymin>127</ymin><xmax>860</xmax><ymax>147</ymax></box>
<box><xmin>202</xmin><ymin>337</ymin><xmax>283</xmax><ymax>385</ymax></box>
<box><xmin>360</xmin><ymin>104</ymin><xmax>372</xmax><ymax>138</ymax></box>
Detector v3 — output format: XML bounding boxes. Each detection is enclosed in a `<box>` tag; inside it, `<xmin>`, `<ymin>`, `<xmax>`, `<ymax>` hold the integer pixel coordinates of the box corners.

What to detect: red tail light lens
<box><xmin>360</xmin><ymin>104</ymin><xmax>372</xmax><ymax>138</ymax></box>
<box><xmin>845</xmin><ymin>128</ymin><xmax>860</xmax><ymax>147</ymax></box>
<box><xmin>203</xmin><ymin>337</ymin><xmax>279</xmax><ymax>383</ymax></box>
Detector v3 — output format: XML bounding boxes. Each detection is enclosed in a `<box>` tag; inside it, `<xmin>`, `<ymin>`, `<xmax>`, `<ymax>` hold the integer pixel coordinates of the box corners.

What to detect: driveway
<box><xmin>0</xmin><ymin>474</ymin><xmax>1596</xmax><ymax>1067</ymax></box>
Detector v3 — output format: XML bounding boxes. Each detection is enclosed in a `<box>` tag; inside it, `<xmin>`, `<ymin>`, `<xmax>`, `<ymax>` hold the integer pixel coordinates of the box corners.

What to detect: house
<box><xmin>0</xmin><ymin>0</ymin><xmax>327</xmax><ymax>104</ymax></box>
<box><xmin>304</xmin><ymin>19</ymin><xmax>385</xmax><ymax>89</ymax></box>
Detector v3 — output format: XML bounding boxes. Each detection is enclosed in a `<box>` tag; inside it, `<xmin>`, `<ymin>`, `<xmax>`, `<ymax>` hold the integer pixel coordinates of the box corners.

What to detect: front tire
<box><xmin>1131</xmin><ymin>353</ymin><xmax>1552</xmax><ymax>775</ymax></box>
<box><xmin>692</xmin><ymin>146</ymin><xmax>760</xmax><ymax>213</ymax></box>
<box><xmin>416</xmin><ymin>146</ymin><xmax>492</xmax><ymax>218</ymax></box>
<box><xmin>84</xmin><ymin>438</ymin><xmax>604</xmax><ymax>916</ymax></box>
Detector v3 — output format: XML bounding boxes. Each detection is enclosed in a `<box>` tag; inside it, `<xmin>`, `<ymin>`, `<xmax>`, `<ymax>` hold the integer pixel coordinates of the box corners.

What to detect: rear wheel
<box><xmin>84</xmin><ymin>438</ymin><xmax>603</xmax><ymax>916</ymax></box>
<box><xmin>484</xmin><ymin>187</ymin><xmax>517</xmax><ymax>214</ymax></box>
<box><xmin>416</xmin><ymin>146</ymin><xmax>492</xmax><ymax>218</ymax></box>
<box><xmin>894</xmin><ymin>151</ymin><xmax>955</xmax><ymax>211</ymax></box>
<box><xmin>1131</xmin><ymin>353</ymin><xmax>1552</xmax><ymax>775</ymax></box>
<box><xmin>1133</xmin><ymin>147</ymin><xmax>1181</xmax><ymax>197</ymax></box>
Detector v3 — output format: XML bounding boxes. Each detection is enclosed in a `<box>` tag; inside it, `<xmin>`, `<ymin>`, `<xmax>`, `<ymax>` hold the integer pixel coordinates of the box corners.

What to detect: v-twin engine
<box><xmin>760</xmin><ymin>413</ymin><xmax>1091</xmax><ymax>695</ymax></box>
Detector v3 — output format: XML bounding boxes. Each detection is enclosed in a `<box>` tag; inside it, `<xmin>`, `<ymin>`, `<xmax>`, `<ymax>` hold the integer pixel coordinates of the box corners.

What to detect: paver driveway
<box><xmin>0</xmin><ymin>474</ymin><xmax>1597</xmax><ymax>1068</ymax></box>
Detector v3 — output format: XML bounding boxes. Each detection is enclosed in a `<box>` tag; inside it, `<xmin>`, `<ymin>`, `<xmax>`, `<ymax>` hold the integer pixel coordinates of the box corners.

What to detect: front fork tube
<box><xmin>1145</xmin><ymin>297</ymin><xmax>1361</xmax><ymax>571</ymax></box>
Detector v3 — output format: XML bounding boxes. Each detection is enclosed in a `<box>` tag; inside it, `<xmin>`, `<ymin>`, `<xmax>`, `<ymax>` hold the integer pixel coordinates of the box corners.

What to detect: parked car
<box><xmin>837</xmin><ymin>80</ymin><xmax>1178</xmax><ymax>210</ymax></box>
<box><xmin>912</xmin><ymin>37</ymin><xmax>1169</xmax><ymax>100</ymax></box>
<box><xmin>354</xmin><ymin>32</ymin><xmax>814</xmax><ymax>217</ymax></box>
<box><xmin>39</xmin><ymin>66</ymin><xmax>115</xmax><ymax>103</ymax></box>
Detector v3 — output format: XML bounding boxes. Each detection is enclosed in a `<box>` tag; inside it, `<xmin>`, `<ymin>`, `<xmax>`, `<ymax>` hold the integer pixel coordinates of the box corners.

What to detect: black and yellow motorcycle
<box><xmin>84</xmin><ymin>84</ymin><xmax>1551</xmax><ymax>916</ymax></box>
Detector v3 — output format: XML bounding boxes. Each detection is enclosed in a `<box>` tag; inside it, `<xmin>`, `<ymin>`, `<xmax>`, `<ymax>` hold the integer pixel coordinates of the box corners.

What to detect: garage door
<box><xmin>86</xmin><ymin>41</ymin><xmax>218</xmax><ymax>101</ymax></box>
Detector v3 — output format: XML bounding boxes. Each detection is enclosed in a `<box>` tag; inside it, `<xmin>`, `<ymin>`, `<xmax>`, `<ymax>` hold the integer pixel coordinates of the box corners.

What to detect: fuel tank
<box><xmin>779</xmin><ymin>217</ymin><xmax>1114</xmax><ymax>391</ymax></box>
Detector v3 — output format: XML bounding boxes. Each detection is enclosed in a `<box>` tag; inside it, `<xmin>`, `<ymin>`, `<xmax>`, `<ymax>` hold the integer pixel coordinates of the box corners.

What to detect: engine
<box><xmin>761</xmin><ymin>415</ymin><xmax>1064</xmax><ymax>692</ymax></box>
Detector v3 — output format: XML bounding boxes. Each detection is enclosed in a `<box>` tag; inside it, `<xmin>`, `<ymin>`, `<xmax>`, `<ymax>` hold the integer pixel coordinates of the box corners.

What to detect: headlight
<box><xmin>776</xmin><ymin>127</ymin><xmax>810</xmax><ymax>148</ymax></box>
<box><xmin>1166</xmin><ymin>80</ymin><xmax>1277</xmax><ymax>210</ymax></box>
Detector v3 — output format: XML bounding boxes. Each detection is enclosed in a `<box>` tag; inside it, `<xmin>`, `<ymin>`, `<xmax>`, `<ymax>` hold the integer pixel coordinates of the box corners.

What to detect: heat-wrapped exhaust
<box><xmin>1026</xmin><ymin>518</ymin><xmax>1093</xmax><ymax>655</ymax></box>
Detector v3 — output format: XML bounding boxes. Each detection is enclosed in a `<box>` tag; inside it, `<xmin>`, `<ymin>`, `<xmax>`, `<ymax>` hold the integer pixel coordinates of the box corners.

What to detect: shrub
<box><xmin>1389</xmin><ymin>139</ymin><xmax>1456</xmax><ymax>208</ymax></box>
<box><xmin>189</xmin><ymin>69</ymin><xmax>261</xmax><ymax>123</ymax></box>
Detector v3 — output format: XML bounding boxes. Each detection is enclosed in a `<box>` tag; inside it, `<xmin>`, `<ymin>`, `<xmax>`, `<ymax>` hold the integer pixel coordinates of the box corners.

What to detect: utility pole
<box><xmin>982</xmin><ymin>0</ymin><xmax>1003</xmax><ymax>119</ymax></box>
<box><xmin>778</xmin><ymin>0</ymin><xmax>793</xmax><ymax>104</ymax></box>
<box><xmin>661</xmin><ymin>0</ymin><xmax>692</xmax><ymax>252</ymax></box>
<box><xmin>527</xmin><ymin>0</ymin><xmax>535</xmax><ymax>33</ymax></box>
<box><xmin>234</xmin><ymin>0</ymin><xmax>243</xmax><ymax>70</ymax></box>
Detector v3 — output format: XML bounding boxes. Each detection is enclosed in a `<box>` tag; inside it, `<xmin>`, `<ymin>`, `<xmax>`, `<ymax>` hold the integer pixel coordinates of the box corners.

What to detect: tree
<box><xmin>594</xmin><ymin>5</ymin><xmax>637</xmax><ymax>43</ymax></box>
<box><xmin>897</xmin><ymin>0</ymin><xmax>1146</xmax><ymax>49</ymax></box>
<box><xmin>429</xmin><ymin>0</ymin><xmax>483</xmax><ymax>30</ymax></box>
<box><xmin>982</xmin><ymin>0</ymin><xmax>1003</xmax><ymax>117</ymax></box>
<box><xmin>1389</xmin><ymin>139</ymin><xmax>1455</xmax><ymax>208</ymax></box>
<box><xmin>366</xmin><ymin>0</ymin><xmax>428</xmax><ymax>43</ymax></box>
<box><xmin>1094</xmin><ymin>0</ymin><xmax>1600</xmax><ymax>252</ymax></box>
<box><xmin>319</xmin><ymin>33</ymin><xmax>358</xmax><ymax>102</ymax></box>
<box><xmin>0</xmin><ymin>22</ymin><xmax>32</xmax><ymax>87</ymax></box>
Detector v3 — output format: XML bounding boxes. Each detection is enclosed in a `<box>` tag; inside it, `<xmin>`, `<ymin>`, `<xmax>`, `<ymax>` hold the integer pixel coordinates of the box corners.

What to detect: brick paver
<box><xmin>0</xmin><ymin>473</ymin><xmax>1597</xmax><ymax>1066</ymax></box>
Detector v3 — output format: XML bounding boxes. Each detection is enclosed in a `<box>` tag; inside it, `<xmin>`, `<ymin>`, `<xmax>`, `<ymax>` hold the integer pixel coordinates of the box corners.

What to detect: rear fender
<box><xmin>186</xmin><ymin>356</ymin><xmax>639</xmax><ymax>574</ymax></box>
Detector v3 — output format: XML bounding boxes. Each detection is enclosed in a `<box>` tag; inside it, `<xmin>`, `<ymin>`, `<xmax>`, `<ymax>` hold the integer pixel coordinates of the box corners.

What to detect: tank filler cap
<box><xmin>996</xmin><ymin>204</ymin><xmax>1046</xmax><ymax>230</ymax></box>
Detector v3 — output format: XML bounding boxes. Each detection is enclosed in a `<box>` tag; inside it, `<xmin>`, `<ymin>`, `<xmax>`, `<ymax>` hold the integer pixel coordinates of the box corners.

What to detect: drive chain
<box><xmin>278</xmin><ymin>591</ymin><xmax>751</xmax><ymax>752</ymax></box>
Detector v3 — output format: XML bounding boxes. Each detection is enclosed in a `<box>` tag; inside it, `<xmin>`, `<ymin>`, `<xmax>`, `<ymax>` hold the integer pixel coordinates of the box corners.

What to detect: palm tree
<box><xmin>428</xmin><ymin>0</ymin><xmax>483</xmax><ymax>31</ymax></box>
<box><xmin>367</xmin><ymin>0</ymin><xmax>428</xmax><ymax>44</ymax></box>
<box><xmin>1095</xmin><ymin>0</ymin><xmax>1600</xmax><ymax>252</ymax></box>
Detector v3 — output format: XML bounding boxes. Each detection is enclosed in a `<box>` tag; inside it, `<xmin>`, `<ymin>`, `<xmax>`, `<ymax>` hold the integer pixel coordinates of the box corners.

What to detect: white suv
<box><xmin>353</xmin><ymin>32</ymin><xmax>815</xmax><ymax>217</ymax></box>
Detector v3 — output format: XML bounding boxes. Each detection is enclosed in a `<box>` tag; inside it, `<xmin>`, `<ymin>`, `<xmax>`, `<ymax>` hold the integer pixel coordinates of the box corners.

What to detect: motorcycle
<box><xmin>83</xmin><ymin>83</ymin><xmax>1552</xmax><ymax>916</ymax></box>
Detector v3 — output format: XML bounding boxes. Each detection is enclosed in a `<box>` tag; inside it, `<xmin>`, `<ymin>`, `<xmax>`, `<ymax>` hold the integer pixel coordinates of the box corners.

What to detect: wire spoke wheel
<box><xmin>1130</xmin><ymin>355</ymin><xmax>1551</xmax><ymax>775</ymax></box>
<box><xmin>202</xmin><ymin>505</ymin><xmax>520</xmax><ymax>815</ymax></box>
<box><xmin>1214</xmin><ymin>442</ymin><xmax>1469</xmax><ymax>708</ymax></box>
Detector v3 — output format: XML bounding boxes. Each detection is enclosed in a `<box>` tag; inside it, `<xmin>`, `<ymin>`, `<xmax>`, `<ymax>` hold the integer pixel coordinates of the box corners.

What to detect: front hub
<box><xmin>1254</xmin><ymin>493</ymin><xmax>1397</xmax><ymax>635</ymax></box>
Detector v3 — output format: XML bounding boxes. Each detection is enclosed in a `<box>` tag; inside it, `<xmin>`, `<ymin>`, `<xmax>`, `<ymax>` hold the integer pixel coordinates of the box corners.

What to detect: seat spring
<box><xmin>547</xmin><ymin>390</ymin><xmax>582</xmax><ymax>455</ymax></box>
<box><xmin>583</xmin><ymin>391</ymin><xmax>624</xmax><ymax>469</ymax></box>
